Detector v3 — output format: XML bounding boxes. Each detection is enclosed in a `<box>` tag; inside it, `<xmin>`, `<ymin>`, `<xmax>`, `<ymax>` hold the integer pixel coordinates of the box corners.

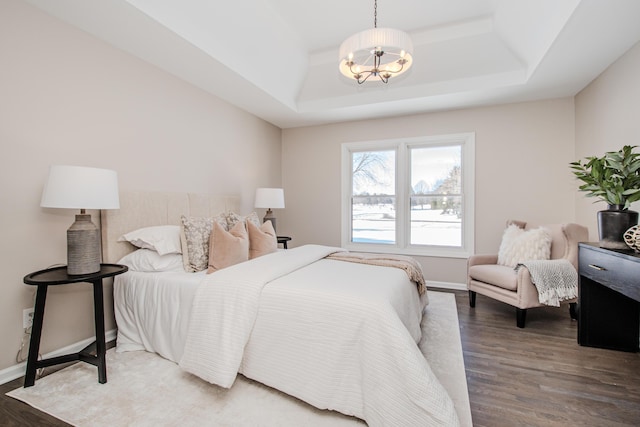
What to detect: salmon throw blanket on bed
<box><xmin>326</xmin><ymin>251</ymin><xmax>427</xmax><ymax>295</ymax></box>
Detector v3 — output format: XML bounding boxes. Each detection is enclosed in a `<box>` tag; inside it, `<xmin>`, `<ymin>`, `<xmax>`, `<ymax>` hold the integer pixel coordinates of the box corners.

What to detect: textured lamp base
<box><xmin>263</xmin><ymin>209</ymin><xmax>277</xmax><ymax>233</ymax></box>
<box><xmin>67</xmin><ymin>214</ymin><xmax>100</xmax><ymax>275</ymax></box>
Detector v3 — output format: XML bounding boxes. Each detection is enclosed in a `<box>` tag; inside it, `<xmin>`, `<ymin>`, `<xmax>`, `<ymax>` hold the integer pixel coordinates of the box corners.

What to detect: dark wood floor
<box><xmin>454</xmin><ymin>290</ymin><xmax>640</xmax><ymax>426</ymax></box>
<box><xmin>1</xmin><ymin>290</ymin><xmax>639</xmax><ymax>426</ymax></box>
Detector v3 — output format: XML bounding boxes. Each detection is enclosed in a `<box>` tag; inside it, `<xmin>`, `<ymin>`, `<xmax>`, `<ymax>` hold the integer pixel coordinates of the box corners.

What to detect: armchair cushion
<box><xmin>469</xmin><ymin>264</ymin><xmax>518</xmax><ymax>291</ymax></box>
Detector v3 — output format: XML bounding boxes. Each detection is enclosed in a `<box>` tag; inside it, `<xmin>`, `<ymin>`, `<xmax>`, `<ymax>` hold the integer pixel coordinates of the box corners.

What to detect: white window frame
<box><xmin>341</xmin><ymin>133</ymin><xmax>475</xmax><ymax>258</ymax></box>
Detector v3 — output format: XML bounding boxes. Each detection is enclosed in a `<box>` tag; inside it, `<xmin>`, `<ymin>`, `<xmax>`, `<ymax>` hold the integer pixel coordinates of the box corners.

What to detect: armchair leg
<box><xmin>516</xmin><ymin>308</ymin><xmax>527</xmax><ymax>328</ymax></box>
<box><xmin>569</xmin><ymin>302</ymin><xmax>578</xmax><ymax>320</ymax></box>
<box><xmin>469</xmin><ymin>290</ymin><xmax>476</xmax><ymax>308</ymax></box>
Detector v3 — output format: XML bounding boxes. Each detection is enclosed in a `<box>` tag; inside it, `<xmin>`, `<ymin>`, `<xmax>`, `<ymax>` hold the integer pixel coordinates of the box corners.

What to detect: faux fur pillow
<box><xmin>180</xmin><ymin>214</ymin><xmax>228</xmax><ymax>272</ymax></box>
<box><xmin>207</xmin><ymin>221</ymin><xmax>249</xmax><ymax>273</ymax></box>
<box><xmin>247</xmin><ymin>220</ymin><xmax>277</xmax><ymax>259</ymax></box>
<box><xmin>497</xmin><ymin>224</ymin><xmax>552</xmax><ymax>268</ymax></box>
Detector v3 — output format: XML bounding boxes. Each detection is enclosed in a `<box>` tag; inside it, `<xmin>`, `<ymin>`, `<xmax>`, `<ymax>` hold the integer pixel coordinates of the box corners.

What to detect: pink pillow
<box><xmin>207</xmin><ymin>221</ymin><xmax>249</xmax><ymax>273</ymax></box>
<box><xmin>247</xmin><ymin>220</ymin><xmax>277</xmax><ymax>259</ymax></box>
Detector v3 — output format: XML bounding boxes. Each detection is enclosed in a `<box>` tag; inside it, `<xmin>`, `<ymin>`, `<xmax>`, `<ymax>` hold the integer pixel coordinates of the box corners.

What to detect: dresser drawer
<box><xmin>579</xmin><ymin>245</ymin><xmax>640</xmax><ymax>302</ymax></box>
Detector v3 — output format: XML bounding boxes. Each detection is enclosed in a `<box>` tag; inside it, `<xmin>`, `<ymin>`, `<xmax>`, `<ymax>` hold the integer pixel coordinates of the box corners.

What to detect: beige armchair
<box><xmin>467</xmin><ymin>220</ymin><xmax>589</xmax><ymax>328</ymax></box>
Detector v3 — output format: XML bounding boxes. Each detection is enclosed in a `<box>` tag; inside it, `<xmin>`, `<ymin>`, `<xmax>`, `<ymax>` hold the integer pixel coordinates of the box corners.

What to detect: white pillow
<box><xmin>118</xmin><ymin>249</ymin><xmax>184</xmax><ymax>272</ymax></box>
<box><xmin>497</xmin><ymin>224</ymin><xmax>552</xmax><ymax>268</ymax></box>
<box><xmin>118</xmin><ymin>225</ymin><xmax>182</xmax><ymax>256</ymax></box>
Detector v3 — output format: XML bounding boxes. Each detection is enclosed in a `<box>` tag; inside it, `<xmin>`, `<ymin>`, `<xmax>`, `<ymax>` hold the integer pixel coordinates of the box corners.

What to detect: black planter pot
<box><xmin>597</xmin><ymin>205</ymin><xmax>639</xmax><ymax>249</ymax></box>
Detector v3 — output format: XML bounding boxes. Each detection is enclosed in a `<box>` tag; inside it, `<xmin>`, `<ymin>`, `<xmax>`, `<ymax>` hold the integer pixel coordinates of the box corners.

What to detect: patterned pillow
<box><xmin>180</xmin><ymin>214</ymin><xmax>228</xmax><ymax>272</ymax></box>
<box><xmin>497</xmin><ymin>224</ymin><xmax>552</xmax><ymax>268</ymax></box>
<box><xmin>225</xmin><ymin>212</ymin><xmax>261</xmax><ymax>230</ymax></box>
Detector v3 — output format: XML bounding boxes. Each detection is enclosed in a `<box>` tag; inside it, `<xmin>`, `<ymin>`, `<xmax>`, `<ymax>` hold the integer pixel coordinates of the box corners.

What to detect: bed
<box><xmin>102</xmin><ymin>191</ymin><xmax>459</xmax><ymax>426</ymax></box>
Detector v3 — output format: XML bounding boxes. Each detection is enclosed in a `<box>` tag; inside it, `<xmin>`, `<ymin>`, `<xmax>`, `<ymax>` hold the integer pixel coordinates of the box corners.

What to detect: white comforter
<box><xmin>179</xmin><ymin>245</ymin><xmax>459</xmax><ymax>426</ymax></box>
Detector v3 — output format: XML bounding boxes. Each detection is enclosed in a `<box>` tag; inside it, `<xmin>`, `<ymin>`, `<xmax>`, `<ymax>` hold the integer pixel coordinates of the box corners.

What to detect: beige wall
<box><xmin>0</xmin><ymin>1</ymin><xmax>281</xmax><ymax>372</ymax></box>
<box><xmin>281</xmin><ymin>98</ymin><xmax>577</xmax><ymax>285</ymax></box>
<box><xmin>575</xmin><ymin>41</ymin><xmax>640</xmax><ymax>238</ymax></box>
<box><xmin>3</xmin><ymin>0</ymin><xmax>638</xmax><ymax>379</ymax></box>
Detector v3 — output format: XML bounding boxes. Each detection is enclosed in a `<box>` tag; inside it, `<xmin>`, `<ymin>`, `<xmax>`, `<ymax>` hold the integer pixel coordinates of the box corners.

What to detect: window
<box><xmin>341</xmin><ymin>133</ymin><xmax>474</xmax><ymax>258</ymax></box>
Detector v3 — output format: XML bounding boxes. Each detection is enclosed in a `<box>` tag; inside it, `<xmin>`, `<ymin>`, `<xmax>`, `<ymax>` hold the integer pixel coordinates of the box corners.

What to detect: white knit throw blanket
<box><xmin>516</xmin><ymin>259</ymin><xmax>578</xmax><ymax>306</ymax></box>
<box><xmin>180</xmin><ymin>244</ymin><xmax>343</xmax><ymax>388</ymax></box>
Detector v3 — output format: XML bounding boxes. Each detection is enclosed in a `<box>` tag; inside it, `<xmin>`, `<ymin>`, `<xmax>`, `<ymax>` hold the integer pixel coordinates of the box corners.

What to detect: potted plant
<box><xmin>570</xmin><ymin>145</ymin><xmax>640</xmax><ymax>249</ymax></box>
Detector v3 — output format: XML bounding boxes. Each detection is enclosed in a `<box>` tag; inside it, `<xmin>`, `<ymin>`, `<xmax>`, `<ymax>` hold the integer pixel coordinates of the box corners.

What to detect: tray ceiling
<box><xmin>25</xmin><ymin>0</ymin><xmax>640</xmax><ymax>128</ymax></box>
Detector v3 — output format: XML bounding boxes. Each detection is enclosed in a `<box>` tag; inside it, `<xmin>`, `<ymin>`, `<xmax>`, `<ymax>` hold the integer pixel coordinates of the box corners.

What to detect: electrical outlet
<box><xmin>23</xmin><ymin>308</ymin><xmax>34</xmax><ymax>329</ymax></box>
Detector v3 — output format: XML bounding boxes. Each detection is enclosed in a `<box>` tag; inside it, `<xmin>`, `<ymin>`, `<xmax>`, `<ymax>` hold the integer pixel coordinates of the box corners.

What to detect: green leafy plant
<box><xmin>570</xmin><ymin>145</ymin><xmax>640</xmax><ymax>209</ymax></box>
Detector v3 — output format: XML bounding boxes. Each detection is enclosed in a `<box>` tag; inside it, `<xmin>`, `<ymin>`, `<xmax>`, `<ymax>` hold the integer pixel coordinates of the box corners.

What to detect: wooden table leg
<box><xmin>24</xmin><ymin>285</ymin><xmax>47</xmax><ymax>387</ymax></box>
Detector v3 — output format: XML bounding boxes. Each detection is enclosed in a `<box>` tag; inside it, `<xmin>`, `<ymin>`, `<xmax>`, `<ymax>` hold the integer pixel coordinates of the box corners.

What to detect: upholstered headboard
<box><xmin>100</xmin><ymin>191</ymin><xmax>241</xmax><ymax>263</ymax></box>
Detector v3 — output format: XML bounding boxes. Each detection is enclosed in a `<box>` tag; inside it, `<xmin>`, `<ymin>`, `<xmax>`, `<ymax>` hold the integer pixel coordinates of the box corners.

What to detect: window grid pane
<box><xmin>409</xmin><ymin>145</ymin><xmax>462</xmax><ymax>247</ymax></box>
<box><xmin>352</xmin><ymin>196</ymin><xmax>396</xmax><ymax>244</ymax></box>
<box><xmin>351</xmin><ymin>150</ymin><xmax>396</xmax><ymax>244</ymax></box>
<box><xmin>409</xmin><ymin>195</ymin><xmax>462</xmax><ymax>246</ymax></box>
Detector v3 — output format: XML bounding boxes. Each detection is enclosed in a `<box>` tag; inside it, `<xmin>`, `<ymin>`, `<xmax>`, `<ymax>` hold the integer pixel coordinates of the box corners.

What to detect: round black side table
<box><xmin>277</xmin><ymin>236</ymin><xmax>291</xmax><ymax>249</ymax></box>
<box><xmin>22</xmin><ymin>263</ymin><xmax>128</xmax><ymax>387</ymax></box>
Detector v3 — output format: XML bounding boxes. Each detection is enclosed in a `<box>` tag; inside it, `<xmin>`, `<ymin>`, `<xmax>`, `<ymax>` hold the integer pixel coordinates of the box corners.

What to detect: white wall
<box><xmin>0</xmin><ymin>0</ymin><xmax>281</xmax><ymax>372</ymax></box>
<box><xmin>575</xmin><ymin>41</ymin><xmax>640</xmax><ymax>238</ymax></box>
<box><xmin>281</xmin><ymin>98</ymin><xmax>577</xmax><ymax>285</ymax></box>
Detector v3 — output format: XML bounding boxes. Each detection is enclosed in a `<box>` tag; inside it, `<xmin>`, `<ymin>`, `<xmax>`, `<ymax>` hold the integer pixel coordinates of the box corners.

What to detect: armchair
<box><xmin>467</xmin><ymin>220</ymin><xmax>588</xmax><ymax>328</ymax></box>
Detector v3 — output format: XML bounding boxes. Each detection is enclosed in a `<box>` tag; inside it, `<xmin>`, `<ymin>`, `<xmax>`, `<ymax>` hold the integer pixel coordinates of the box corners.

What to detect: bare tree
<box><xmin>412</xmin><ymin>180</ymin><xmax>430</xmax><ymax>209</ymax></box>
<box><xmin>352</xmin><ymin>151</ymin><xmax>391</xmax><ymax>193</ymax></box>
<box><xmin>413</xmin><ymin>179</ymin><xmax>430</xmax><ymax>194</ymax></box>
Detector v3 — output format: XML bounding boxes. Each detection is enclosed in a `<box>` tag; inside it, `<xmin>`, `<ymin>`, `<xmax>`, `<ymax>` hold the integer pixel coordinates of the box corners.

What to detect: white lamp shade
<box><xmin>338</xmin><ymin>27</ymin><xmax>413</xmax><ymax>62</ymax></box>
<box><xmin>41</xmin><ymin>165</ymin><xmax>120</xmax><ymax>210</ymax></box>
<box><xmin>254</xmin><ymin>188</ymin><xmax>285</xmax><ymax>209</ymax></box>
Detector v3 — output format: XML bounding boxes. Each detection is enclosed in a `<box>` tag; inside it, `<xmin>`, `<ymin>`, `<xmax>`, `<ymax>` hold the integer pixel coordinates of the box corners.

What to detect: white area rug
<box><xmin>8</xmin><ymin>291</ymin><xmax>471</xmax><ymax>426</ymax></box>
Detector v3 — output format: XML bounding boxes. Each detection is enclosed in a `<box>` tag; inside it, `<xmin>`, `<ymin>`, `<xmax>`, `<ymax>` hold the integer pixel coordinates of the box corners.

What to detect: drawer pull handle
<box><xmin>588</xmin><ymin>264</ymin><xmax>607</xmax><ymax>271</ymax></box>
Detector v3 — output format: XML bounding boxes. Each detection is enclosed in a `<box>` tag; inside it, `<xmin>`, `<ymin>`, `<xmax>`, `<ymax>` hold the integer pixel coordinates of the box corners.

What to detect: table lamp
<box><xmin>254</xmin><ymin>188</ymin><xmax>285</xmax><ymax>233</ymax></box>
<box><xmin>40</xmin><ymin>165</ymin><xmax>120</xmax><ymax>275</ymax></box>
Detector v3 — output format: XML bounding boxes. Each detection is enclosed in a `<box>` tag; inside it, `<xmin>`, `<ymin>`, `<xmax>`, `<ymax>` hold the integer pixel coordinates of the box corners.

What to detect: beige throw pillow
<box><xmin>207</xmin><ymin>221</ymin><xmax>249</xmax><ymax>273</ymax></box>
<box><xmin>497</xmin><ymin>224</ymin><xmax>552</xmax><ymax>268</ymax></box>
<box><xmin>247</xmin><ymin>220</ymin><xmax>277</xmax><ymax>259</ymax></box>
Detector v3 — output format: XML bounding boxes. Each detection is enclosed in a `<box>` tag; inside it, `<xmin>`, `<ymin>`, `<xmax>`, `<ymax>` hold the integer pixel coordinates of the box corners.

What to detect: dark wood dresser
<box><xmin>578</xmin><ymin>243</ymin><xmax>640</xmax><ymax>352</ymax></box>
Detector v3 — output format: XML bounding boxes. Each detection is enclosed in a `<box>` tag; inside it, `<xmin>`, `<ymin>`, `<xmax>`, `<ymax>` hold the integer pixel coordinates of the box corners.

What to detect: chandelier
<box><xmin>338</xmin><ymin>0</ymin><xmax>413</xmax><ymax>84</ymax></box>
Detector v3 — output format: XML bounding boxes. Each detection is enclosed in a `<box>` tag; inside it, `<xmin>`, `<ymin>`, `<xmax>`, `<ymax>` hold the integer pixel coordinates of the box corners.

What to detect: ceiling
<box><xmin>25</xmin><ymin>0</ymin><xmax>640</xmax><ymax>129</ymax></box>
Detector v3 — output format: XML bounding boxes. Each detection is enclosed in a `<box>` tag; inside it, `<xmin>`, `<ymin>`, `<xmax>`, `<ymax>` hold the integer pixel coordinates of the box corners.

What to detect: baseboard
<box><xmin>0</xmin><ymin>329</ymin><xmax>117</xmax><ymax>386</ymax></box>
<box><xmin>428</xmin><ymin>281</ymin><xmax>467</xmax><ymax>291</ymax></box>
